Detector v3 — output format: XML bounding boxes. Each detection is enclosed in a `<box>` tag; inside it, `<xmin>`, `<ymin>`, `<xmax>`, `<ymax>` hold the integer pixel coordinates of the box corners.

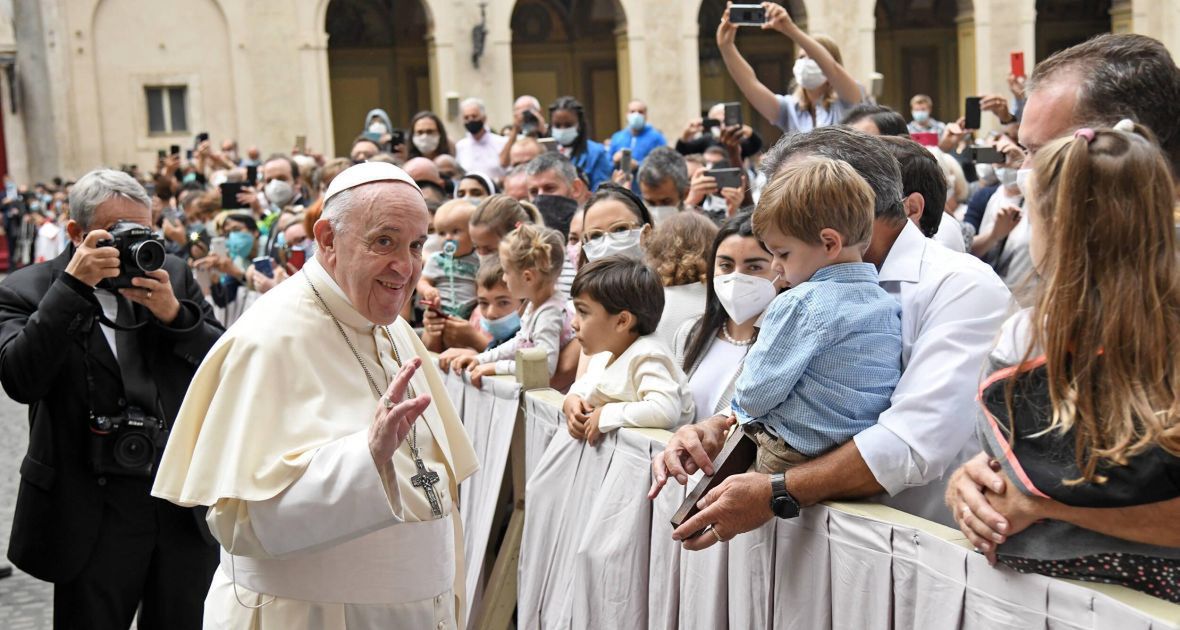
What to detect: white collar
<box><xmin>305</xmin><ymin>255</ymin><xmax>352</xmax><ymax>306</ymax></box>
<box><xmin>877</xmin><ymin>220</ymin><xmax>926</xmax><ymax>284</ymax></box>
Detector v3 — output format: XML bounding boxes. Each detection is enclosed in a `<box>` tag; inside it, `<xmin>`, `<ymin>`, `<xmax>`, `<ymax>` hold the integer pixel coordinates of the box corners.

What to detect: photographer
<box><xmin>0</xmin><ymin>168</ymin><xmax>223</xmax><ymax>629</ymax></box>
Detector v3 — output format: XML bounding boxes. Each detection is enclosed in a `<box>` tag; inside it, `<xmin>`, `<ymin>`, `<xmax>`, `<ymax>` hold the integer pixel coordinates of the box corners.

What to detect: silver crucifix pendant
<box><xmin>411</xmin><ymin>457</ymin><xmax>444</xmax><ymax>518</ymax></box>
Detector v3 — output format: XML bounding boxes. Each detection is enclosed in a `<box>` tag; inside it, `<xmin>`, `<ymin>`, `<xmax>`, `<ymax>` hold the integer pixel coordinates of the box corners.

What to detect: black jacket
<box><xmin>0</xmin><ymin>247</ymin><xmax>223</xmax><ymax>582</ymax></box>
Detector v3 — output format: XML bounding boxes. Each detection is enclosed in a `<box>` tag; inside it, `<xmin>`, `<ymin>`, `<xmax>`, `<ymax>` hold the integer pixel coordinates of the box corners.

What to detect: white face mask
<box><xmin>648</xmin><ymin>205</ymin><xmax>679</xmax><ymax>224</ymax></box>
<box><xmin>264</xmin><ymin>179</ymin><xmax>295</xmax><ymax>208</ymax></box>
<box><xmin>974</xmin><ymin>163</ymin><xmax>997</xmax><ymax>185</ymax></box>
<box><xmin>582</xmin><ymin>228</ymin><xmax>645</xmax><ymax>262</ymax></box>
<box><xmin>995</xmin><ymin>167</ymin><xmax>1018</xmax><ymax>190</ymax></box>
<box><xmin>793</xmin><ymin>58</ymin><xmax>827</xmax><ymax>91</ymax></box>
<box><xmin>368</xmin><ymin>122</ymin><xmax>388</xmax><ymax>136</ymax></box>
<box><xmin>1015</xmin><ymin>168</ymin><xmax>1033</xmax><ymax>198</ymax></box>
<box><xmin>551</xmin><ymin>126</ymin><xmax>579</xmax><ymax>147</ymax></box>
<box><xmin>713</xmin><ymin>272</ymin><xmax>778</xmax><ymax>326</ymax></box>
<box><xmin>413</xmin><ymin>133</ymin><xmax>439</xmax><ymax>155</ymax></box>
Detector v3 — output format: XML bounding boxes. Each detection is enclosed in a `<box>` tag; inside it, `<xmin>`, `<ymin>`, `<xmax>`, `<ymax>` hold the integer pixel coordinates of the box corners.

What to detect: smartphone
<box><xmin>723</xmin><ymin>102</ymin><xmax>742</xmax><ymax>127</ymax></box>
<box><xmin>710</xmin><ymin>167</ymin><xmax>743</xmax><ymax>190</ymax></box>
<box><xmin>969</xmin><ymin>146</ymin><xmax>1005</xmax><ymax>164</ymax></box>
<box><xmin>729</xmin><ymin>3</ymin><xmax>766</xmax><ymax>26</ymax></box>
<box><xmin>185</xmin><ymin>149</ymin><xmax>194</xmax><ymax>160</ymax></box>
<box><xmin>287</xmin><ymin>247</ymin><xmax>307</xmax><ymax>271</ymax></box>
<box><xmin>538</xmin><ymin>137</ymin><xmax>559</xmax><ymax>153</ymax></box>
<box><xmin>195</xmin><ymin>131</ymin><xmax>209</xmax><ymax>145</ymax></box>
<box><xmin>245</xmin><ymin>165</ymin><xmax>258</xmax><ymax>185</ymax></box>
<box><xmin>210</xmin><ymin>236</ymin><xmax>228</xmax><ymax>258</ymax></box>
<box><xmin>295</xmin><ymin>134</ymin><xmax>307</xmax><ymax>154</ymax></box>
<box><xmin>157</xmin><ymin>149</ymin><xmax>167</xmax><ymax>159</ymax></box>
<box><xmin>219</xmin><ymin>182</ymin><xmax>248</xmax><ymax>209</ymax></box>
<box><xmin>169</xmin><ymin>144</ymin><xmax>181</xmax><ymax>156</ymax></box>
<box><xmin>911</xmin><ymin>131</ymin><xmax>939</xmax><ymax>148</ymax></box>
<box><xmin>619</xmin><ymin>148</ymin><xmax>632</xmax><ymax>174</ymax></box>
<box><xmin>965</xmin><ymin>97</ymin><xmax>982</xmax><ymax>130</ymax></box>
<box><xmin>252</xmin><ymin>256</ymin><xmax>274</xmax><ymax>279</ymax></box>
<box><xmin>389</xmin><ymin>128</ymin><xmax>406</xmax><ymax>148</ymax></box>
<box><xmin>1010</xmin><ymin>51</ymin><xmax>1025</xmax><ymax>78</ymax></box>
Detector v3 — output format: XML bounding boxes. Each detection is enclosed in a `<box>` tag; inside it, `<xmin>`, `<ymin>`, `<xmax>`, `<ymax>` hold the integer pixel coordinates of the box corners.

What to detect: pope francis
<box><xmin>152</xmin><ymin>162</ymin><xmax>478</xmax><ymax>629</ymax></box>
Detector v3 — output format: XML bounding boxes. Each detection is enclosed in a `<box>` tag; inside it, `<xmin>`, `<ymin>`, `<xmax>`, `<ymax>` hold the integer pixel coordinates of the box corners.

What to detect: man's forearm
<box><xmin>788</xmin><ymin>440</ymin><xmax>885</xmax><ymax>507</ymax></box>
<box><xmin>1041</xmin><ymin>496</ymin><xmax>1180</xmax><ymax>547</ymax></box>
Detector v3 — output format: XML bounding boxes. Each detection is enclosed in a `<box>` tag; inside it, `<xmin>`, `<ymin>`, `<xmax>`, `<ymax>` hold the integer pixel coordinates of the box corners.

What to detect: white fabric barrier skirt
<box><xmin>514</xmin><ymin>390</ymin><xmax>1180</xmax><ymax>630</ymax></box>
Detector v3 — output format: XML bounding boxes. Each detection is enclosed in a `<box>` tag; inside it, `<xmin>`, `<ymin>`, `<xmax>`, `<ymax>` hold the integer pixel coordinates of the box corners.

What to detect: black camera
<box><xmin>97</xmin><ymin>220</ymin><xmax>166</xmax><ymax>289</ymax></box>
<box><xmin>89</xmin><ymin>407</ymin><xmax>168</xmax><ymax>477</ymax></box>
<box><xmin>522</xmin><ymin>109</ymin><xmax>540</xmax><ymax>137</ymax></box>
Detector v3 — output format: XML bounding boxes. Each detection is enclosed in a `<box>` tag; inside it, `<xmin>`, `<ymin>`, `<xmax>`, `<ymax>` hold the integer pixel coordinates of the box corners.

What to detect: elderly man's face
<box><xmin>316</xmin><ymin>182</ymin><xmax>429</xmax><ymax>325</ymax></box>
<box><xmin>263</xmin><ymin>159</ymin><xmax>294</xmax><ymax>185</ymax></box>
<box><xmin>461</xmin><ymin>104</ymin><xmax>485</xmax><ymax>125</ymax></box>
<box><xmin>1019</xmin><ymin>79</ymin><xmax>1079</xmax><ymax>165</ymax></box>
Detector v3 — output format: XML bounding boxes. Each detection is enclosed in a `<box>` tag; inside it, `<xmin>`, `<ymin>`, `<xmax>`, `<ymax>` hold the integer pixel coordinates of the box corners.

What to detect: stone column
<box><xmin>12</xmin><ymin>0</ymin><xmax>62</xmax><ymax>181</ymax></box>
<box><xmin>426</xmin><ymin>0</ymin><xmax>515</xmax><ymax>141</ymax></box>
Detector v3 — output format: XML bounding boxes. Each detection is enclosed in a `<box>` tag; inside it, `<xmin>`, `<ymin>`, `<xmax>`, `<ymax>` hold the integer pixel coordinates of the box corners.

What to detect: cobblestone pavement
<box><xmin>0</xmin><ymin>391</ymin><xmax>52</xmax><ymax>629</ymax></box>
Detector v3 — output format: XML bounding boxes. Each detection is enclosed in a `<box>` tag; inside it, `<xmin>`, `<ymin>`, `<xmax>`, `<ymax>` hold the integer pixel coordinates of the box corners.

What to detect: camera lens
<box><xmin>114</xmin><ymin>432</ymin><xmax>154</xmax><ymax>470</ymax></box>
<box><xmin>129</xmin><ymin>239</ymin><xmax>166</xmax><ymax>273</ymax></box>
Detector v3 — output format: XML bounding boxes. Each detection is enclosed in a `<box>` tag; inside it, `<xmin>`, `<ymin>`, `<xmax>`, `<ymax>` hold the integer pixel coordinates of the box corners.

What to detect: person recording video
<box><xmin>0</xmin><ymin>168</ymin><xmax>224</xmax><ymax>629</ymax></box>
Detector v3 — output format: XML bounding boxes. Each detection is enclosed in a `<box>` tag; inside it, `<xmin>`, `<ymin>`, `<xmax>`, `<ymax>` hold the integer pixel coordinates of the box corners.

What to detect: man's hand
<box><xmin>682</xmin><ymin>118</ymin><xmax>704</xmax><ymax>142</ymax></box>
<box><xmin>119</xmin><ymin>269</ymin><xmax>181</xmax><ymax>325</ymax></box>
<box><xmin>369</xmin><ymin>357</ymin><xmax>431</xmax><ymax>465</ymax></box>
<box><xmin>610</xmin><ymin>169</ymin><xmax>631</xmax><ymax>186</ymax></box>
<box><xmin>246</xmin><ymin>263</ymin><xmax>288</xmax><ymax>295</ymax></box>
<box><xmin>1007</xmin><ymin>73</ymin><xmax>1027</xmax><ymax>101</ymax></box>
<box><xmin>980</xmin><ymin>94</ymin><xmax>1014</xmax><ymax>124</ymax></box>
<box><xmin>467</xmin><ymin>362</ymin><xmax>497</xmax><ymax>388</ymax></box>
<box><xmin>162</xmin><ymin>216</ymin><xmax>187</xmax><ymax>245</ymax></box>
<box><xmin>674</xmin><ymin>471</ymin><xmax>775</xmax><ymax>551</ymax></box>
<box><xmin>685</xmin><ymin>170</ymin><xmax>718</xmax><ymax>208</ymax></box>
<box><xmin>65</xmin><ymin>230</ymin><xmax>120</xmax><ymax>287</ymax></box>
<box><xmin>563</xmin><ymin>394</ymin><xmax>593</xmax><ymax>440</ymax></box>
<box><xmin>649</xmin><ymin>414</ymin><xmax>735</xmax><ymax>499</ymax></box>
<box><xmin>720</xmin><ymin>185</ymin><xmax>744</xmax><ymax>217</ymax></box>
<box><xmin>193</xmin><ymin>252</ymin><xmax>239</xmax><ymax>276</ymax></box>
<box><xmin>236</xmin><ymin>186</ymin><xmax>260</xmax><ymax>213</ymax></box>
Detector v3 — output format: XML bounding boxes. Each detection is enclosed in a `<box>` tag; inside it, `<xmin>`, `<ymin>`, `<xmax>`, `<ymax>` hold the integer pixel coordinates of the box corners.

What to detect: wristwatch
<box><xmin>769</xmin><ymin>473</ymin><xmax>801</xmax><ymax>519</ymax></box>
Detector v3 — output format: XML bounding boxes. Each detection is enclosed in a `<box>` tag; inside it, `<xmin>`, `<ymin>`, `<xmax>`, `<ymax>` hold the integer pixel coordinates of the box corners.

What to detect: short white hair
<box><xmin>460</xmin><ymin>97</ymin><xmax>486</xmax><ymax>115</ymax></box>
<box><xmin>515</xmin><ymin>95</ymin><xmax>541</xmax><ymax>111</ymax></box>
<box><xmin>69</xmin><ymin>168</ymin><xmax>151</xmax><ymax>228</ymax></box>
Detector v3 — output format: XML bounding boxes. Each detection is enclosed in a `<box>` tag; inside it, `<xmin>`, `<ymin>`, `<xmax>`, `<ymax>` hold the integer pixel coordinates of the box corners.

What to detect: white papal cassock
<box><xmin>152</xmin><ymin>256</ymin><xmax>478</xmax><ymax>630</ymax></box>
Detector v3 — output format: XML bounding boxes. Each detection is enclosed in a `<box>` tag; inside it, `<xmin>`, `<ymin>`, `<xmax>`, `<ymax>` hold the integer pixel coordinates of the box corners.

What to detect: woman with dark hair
<box><xmin>549</xmin><ymin>96</ymin><xmax>613</xmax><ymax>191</ymax></box>
<box><xmin>674</xmin><ymin>212</ymin><xmax>783</xmax><ymax>421</ymax></box>
<box><xmin>408</xmin><ymin>110</ymin><xmax>454</xmax><ymax>160</ymax></box>
<box><xmin>579</xmin><ymin>183</ymin><xmax>654</xmax><ymax>265</ymax></box>
<box><xmin>455</xmin><ymin>172</ymin><xmax>496</xmax><ymax>201</ymax></box>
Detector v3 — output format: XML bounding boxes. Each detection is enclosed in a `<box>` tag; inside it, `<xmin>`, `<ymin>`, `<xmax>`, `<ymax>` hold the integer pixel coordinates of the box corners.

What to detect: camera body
<box><xmin>97</xmin><ymin>220</ymin><xmax>167</xmax><ymax>289</ymax></box>
<box><xmin>89</xmin><ymin>407</ymin><xmax>168</xmax><ymax>477</ymax></box>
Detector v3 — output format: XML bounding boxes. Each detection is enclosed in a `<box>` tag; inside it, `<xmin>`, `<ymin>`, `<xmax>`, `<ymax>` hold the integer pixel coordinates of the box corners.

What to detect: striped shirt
<box><xmin>732</xmin><ymin>262</ymin><xmax>902</xmax><ymax>457</ymax></box>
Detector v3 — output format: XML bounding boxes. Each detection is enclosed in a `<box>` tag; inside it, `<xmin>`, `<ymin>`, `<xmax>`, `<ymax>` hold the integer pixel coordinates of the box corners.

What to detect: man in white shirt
<box><xmin>455</xmin><ymin>98</ymin><xmax>507</xmax><ymax>181</ymax></box>
<box><xmin>651</xmin><ymin>127</ymin><xmax>1012</xmax><ymax>547</ymax></box>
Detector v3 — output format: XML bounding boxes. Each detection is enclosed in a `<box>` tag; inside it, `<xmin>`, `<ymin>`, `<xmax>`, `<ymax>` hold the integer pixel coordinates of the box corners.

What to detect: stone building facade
<box><xmin>0</xmin><ymin>0</ymin><xmax>1176</xmax><ymax>182</ymax></box>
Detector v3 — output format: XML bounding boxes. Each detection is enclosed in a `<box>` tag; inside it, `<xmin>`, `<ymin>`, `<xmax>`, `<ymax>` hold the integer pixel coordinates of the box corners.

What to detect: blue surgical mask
<box><xmin>227</xmin><ymin>231</ymin><xmax>254</xmax><ymax>259</ymax></box>
<box><xmin>912</xmin><ymin>110</ymin><xmax>930</xmax><ymax>123</ymax></box>
<box><xmin>480</xmin><ymin>310</ymin><xmax>521</xmax><ymax>341</ymax></box>
<box><xmin>551</xmin><ymin>126</ymin><xmax>579</xmax><ymax>147</ymax></box>
<box><xmin>627</xmin><ymin>112</ymin><xmax>646</xmax><ymax>131</ymax></box>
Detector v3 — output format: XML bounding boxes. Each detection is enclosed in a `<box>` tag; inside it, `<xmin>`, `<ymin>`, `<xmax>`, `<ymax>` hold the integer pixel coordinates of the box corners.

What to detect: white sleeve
<box><xmin>853</xmin><ymin>268</ymin><xmax>1011</xmax><ymax>495</ymax></box>
<box><xmin>597</xmin><ymin>355</ymin><xmax>688</xmax><ymax>433</ymax></box>
<box><xmin>216</xmin><ymin>431</ymin><xmax>405</xmax><ymax>558</ymax></box>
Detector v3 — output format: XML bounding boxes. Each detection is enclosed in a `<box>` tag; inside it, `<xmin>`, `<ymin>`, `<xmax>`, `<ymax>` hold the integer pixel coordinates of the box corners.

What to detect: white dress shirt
<box><xmin>455</xmin><ymin>129</ymin><xmax>508</xmax><ymax>180</ymax></box>
<box><xmin>852</xmin><ymin>220</ymin><xmax>1013</xmax><ymax>524</ymax></box>
<box><xmin>933</xmin><ymin>212</ymin><xmax>967</xmax><ymax>253</ymax></box>
<box><xmin>568</xmin><ymin>335</ymin><xmax>695</xmax><ymax>433</ymax></box>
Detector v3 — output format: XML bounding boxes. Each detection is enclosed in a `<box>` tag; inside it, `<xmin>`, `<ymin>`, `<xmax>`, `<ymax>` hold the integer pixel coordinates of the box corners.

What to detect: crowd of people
<box><xmin>1</xmin><ymin>1</ymin><xmax>1179</xmax><ymax>626</ymax></box>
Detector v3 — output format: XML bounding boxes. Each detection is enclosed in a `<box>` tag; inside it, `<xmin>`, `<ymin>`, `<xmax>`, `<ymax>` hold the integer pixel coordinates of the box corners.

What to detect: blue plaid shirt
<box><xmin>732</xmin><ymin>262</ymin><xmax>902</xmax><ymax>457</ymax></box>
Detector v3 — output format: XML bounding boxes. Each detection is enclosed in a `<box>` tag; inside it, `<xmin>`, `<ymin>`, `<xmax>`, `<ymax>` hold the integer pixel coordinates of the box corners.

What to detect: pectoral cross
<box><xmin>411</xmin><ymin>456</ymin><xmax>443</xmax><ymax>518</ymax></box>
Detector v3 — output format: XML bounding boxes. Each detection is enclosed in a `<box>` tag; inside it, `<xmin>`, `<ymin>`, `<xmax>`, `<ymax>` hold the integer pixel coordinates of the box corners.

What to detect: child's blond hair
<box><xmin>499</xmin><ymin>223</ymin><xmax>565</xmax><ymax>278</ymax></box>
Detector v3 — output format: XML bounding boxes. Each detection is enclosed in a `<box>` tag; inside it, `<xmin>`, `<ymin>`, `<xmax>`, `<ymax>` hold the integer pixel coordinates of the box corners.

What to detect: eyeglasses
<box><xmin>583</xmin><ymin>225</ymin><xmax>639</xmax><ymax>244</ymax></box>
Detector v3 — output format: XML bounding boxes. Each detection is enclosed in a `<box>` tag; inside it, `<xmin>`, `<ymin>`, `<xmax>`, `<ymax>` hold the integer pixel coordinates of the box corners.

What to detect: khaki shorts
<box><xmin>744</xmin><ymin>424</ymin><xmax>813</xmax><ymax>474</ymax></box>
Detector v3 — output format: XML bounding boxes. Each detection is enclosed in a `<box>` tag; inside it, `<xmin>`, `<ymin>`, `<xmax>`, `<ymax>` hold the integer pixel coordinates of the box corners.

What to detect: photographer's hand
<box><xmin>65</xmin><ymin>230</ymin><xmax>119</xmax><ymax>288</ymax></box>
<box><xmin>120</xmin><ymin>269</ymin><xmax>180</xmax><ymax>325</ymax></box>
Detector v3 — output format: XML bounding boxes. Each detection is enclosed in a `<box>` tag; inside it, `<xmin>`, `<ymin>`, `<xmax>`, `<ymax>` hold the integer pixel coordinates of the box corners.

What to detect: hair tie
<box><xmin>1073</xmin><ymin>128</ymin><xmax>1096</xmax><ymax>143</ymax></box>
<box><xmin>1113</xmin><ymin>118</ymin><xmax>1136</xmax><ymax>133</ymax></box>
<box><xmin>514</xmin><ymin>221</ymin><xmax>523</xmax><ymax>229</ymax></box>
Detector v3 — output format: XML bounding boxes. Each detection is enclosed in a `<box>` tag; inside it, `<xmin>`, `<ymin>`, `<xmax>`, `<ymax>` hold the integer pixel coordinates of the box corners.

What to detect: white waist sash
<box><xmin>224</xmin><ymin>516</ymin><xmax>455</xmax><ymax>606</ymax></box>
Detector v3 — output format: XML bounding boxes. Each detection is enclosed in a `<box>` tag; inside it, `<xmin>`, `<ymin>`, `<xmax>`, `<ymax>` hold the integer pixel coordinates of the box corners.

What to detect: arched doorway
<box><xmin>697</xmin><ymin>0</ymin><xmax>806</xmax><ymax>147</ymax></box>
<box><xmin>510</xmin><ymin>0</ymin><xmax>626</xmax><ymax>142</ymax></box>
<box><xmin>326</xmin><ymin>0</ymin><xmax>432</xmax><ymax>155</ymax></box>
<box><xmin>1035</xmin><ymin>0</ymin><xmax>1111</xmax><ymax>61</ymax></box>
<box><xmin>874</xmin><ymin>0</ymin><xmax>962</xmax><ymax>123</ymax></box>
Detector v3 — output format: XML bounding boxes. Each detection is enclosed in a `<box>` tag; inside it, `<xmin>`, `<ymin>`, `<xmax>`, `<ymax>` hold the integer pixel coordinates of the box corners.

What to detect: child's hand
<box><xmin>419</xmin><ymin>284</ymin><xmax>440</xmax><ymax>305</ymax></box>
<box><xmin>450</xmin><ymin>355</ymin><xmax>479</xmax><ymax>375</ymax></box>
<box><xmin>468</xmin><ymin>362</ymin><xmax>497</xmax><ymax>388</ymax></box>
<box><xmin>585</xmin><ymin>407</ymin><xmax>605</xmax><ymax>446</ymax></box>
<box><xmin>438</xmin><ymin>347</ymin><xmax>476</xmax><ymax>371</ymax></box>
<box><xmin>563</xmin><ymin>395</ymin><xmax>593</xmax><ymax>440</ymax></box>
